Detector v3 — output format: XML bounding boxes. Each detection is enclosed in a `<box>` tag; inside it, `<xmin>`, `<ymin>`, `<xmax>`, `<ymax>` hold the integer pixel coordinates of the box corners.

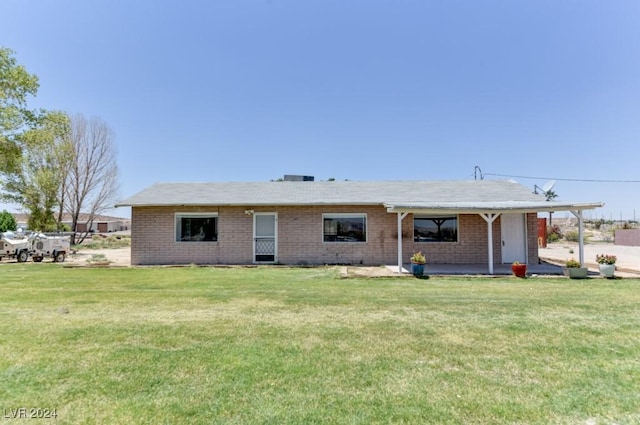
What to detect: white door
<box><xmin>254</xmin><ymin>213</ymin><xmax>277</xmax><ymax>263</ymax></box>
<box><xmin>501</xmin><ymin>213</ymin><xmax>527</xmax><ymax>264</ymax></box>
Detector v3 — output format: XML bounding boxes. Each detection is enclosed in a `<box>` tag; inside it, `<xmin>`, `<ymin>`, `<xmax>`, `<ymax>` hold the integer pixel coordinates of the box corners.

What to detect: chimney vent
<box><xmin>283</xmin><ymin>175</ymin><xmax>314</xmax><ymax>182</ymax></box>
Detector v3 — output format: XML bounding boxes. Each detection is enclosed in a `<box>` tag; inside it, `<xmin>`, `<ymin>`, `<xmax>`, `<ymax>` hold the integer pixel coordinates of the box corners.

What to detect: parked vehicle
<box><xmin>0</xmin><ymin>231</ymin><xmax>31</xmax><ymax>262</ymax></box>
<box><xmin>28</xmin><ymin>233</ymin><xmax>70</xmax><ymax>263</ymax></box>
<box><xmin>0</xmin><ymin>232</ymin><xmax>70</xmax><ymax>263</ymax></box>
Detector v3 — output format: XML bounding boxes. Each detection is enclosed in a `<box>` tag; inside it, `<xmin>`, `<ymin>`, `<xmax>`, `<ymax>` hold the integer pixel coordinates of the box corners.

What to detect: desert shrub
<box><xmin>565</xmin><ymin>230</ymin><xmax>581</xmax><ymax>242</ymax></box>
<box><xmin>547</xmin><ymin>225</ymin><xmax>562</xmax><ymax>243</ymax></box>
<box><xmin>76</xmin><ymin>234</ymin><xmax>131</xmax><ymax>250</ymax></box>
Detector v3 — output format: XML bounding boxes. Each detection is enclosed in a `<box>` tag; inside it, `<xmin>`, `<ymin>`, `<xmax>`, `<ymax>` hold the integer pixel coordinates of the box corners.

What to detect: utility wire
<box><xmin>483</xmin><ymin>172</ymin><xmax>640</xmax><ymax>184</ymax></box>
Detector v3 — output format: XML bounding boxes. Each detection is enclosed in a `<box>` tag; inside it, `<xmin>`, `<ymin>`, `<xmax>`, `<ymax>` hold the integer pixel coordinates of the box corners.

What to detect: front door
<box><xmin>501</xmin><ymin>213</ymin><xmax>527</xmax><ymax>264</ymax></box>
<box><xmin>254</xmin><ymin>213</ymin><xmax>277</xmax><ymax>263</ymax></box>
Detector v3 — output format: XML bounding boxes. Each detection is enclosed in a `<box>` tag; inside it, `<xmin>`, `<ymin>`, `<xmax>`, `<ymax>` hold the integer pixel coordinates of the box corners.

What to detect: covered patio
<box><xmin>386</xmin><ymin>200</ymin><xmax>603</xmax><ymax>275</ymax></box>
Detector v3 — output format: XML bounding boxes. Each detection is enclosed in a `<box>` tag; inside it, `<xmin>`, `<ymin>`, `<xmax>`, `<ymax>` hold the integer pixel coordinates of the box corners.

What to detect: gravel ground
<box><xmin>539</xmin><ymin>242</ymin><xmax>640</xmax><ymax>276</ymax></box>
<box><xmin>66</xmin><ymin>247</ymin><xmax>131</xmax><ymax>267</ymax></box>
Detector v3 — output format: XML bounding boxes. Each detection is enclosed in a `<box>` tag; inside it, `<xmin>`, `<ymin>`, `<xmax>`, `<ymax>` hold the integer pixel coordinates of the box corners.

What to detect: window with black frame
<box><xmin>176</xmin><ymin>214</ymin><xmax>218</xmax><ymax>242</ymax></box>
<box><xmin>323</xmin><ymin>214</ymin><xmax>366</xmax><ymax>242</ymax></box>
<box><xmin>413</xmin><ymin>215</ymin><xmax>458</xmax><ymax>242</ymax></box>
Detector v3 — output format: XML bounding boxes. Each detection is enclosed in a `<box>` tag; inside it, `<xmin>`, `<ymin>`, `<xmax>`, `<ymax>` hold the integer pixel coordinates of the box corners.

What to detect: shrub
<box><xmin>565</xmin><ymin>230</ymin><xmax>580</xmax><ymax>242</ymax></box>
<box><xmin>0</xmin><ymin>210</ymin><xmax>17</xmax><ymax>232</ymax></box>
<box><xmin>547</xmin><ymin>225</ymin><xmax>562</xmax><ymax>243</ymax></box>
<box><xmin>566</xmin><ymin>258</ymin><xmax>581</xmax><ymax>268</ymax></box>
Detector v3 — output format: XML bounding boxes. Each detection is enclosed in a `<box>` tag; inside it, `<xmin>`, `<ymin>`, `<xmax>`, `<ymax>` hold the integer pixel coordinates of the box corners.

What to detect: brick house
<box><xmin>116</xmin><ymin>179</ymin><xmax>602</xmax><ymax>272</ymax></box>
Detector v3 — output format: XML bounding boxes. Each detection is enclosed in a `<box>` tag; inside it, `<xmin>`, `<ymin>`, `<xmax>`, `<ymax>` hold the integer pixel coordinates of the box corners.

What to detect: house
<box><xmin>115</xmin><ymin>179</ymin><xmax>602</xmax><ymax>272</ymax></box>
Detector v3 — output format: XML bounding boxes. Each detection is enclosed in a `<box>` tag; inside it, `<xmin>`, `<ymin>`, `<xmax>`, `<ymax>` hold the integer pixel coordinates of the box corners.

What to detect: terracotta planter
<box><xmin>598</xmin><ymin>264</ymin><xmax>615</xmax><ymax>278</ymax></box>
<box><xmin>511</xmin><ymin>263</ymin><xmax>527</xmax><ymax>278</ymax></box>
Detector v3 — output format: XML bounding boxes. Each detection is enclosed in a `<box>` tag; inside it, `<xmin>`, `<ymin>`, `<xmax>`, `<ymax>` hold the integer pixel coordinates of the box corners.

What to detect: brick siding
<box><xmin>130</xmin><ymin>206</ymin><xmax>539</xmax><ymax>266</ymax></box>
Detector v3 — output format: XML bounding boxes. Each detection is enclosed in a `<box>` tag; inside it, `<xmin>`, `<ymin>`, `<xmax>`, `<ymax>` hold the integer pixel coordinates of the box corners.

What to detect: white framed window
<box><xmin>175</xmin><ymin>213</ymin><xmax>218</xmax><ymax>242</ymax></box>
<box><xmin>323</xmin><ymin>213</ymin><xmax>367</xmax><ymax>243</ymax></box>
<box><xmin>413</xmin><ymin>215</ymin><xmax>458</xmax><ymax>242</ymax></box>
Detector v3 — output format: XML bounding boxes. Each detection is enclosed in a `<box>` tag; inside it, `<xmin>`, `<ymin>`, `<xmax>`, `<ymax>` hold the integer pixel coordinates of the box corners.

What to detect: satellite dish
<box><xmin>542</xmin><ymin>180</ymin><xmax>556</xmax><ymax>193</ymax></box>
<box><xmin>533</xmin><ymin>180</ymin><xmax>556</xmax><ymax>195</ymax></box>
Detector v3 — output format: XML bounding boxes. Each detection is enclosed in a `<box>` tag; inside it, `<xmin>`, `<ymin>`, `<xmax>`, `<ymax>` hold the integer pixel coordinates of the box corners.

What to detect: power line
<box><xmin>483</xmin><ymin>172</ymin><xmax>640</xmax><ymax>184</ymax></box>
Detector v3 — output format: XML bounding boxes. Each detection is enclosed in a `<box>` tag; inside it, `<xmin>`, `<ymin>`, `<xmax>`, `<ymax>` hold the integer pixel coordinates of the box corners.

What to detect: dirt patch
<box><xmin>65</xmin><ymin>247</ymin><xmax>131</xmax><ymax>267</ymax></box>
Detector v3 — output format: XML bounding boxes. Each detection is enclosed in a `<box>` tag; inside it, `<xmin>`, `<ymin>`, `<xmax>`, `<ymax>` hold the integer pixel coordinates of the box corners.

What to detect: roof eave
<box><xmin>385</xmin><ymin>202</ymin><xmax>605</xmax><ymax>215</ymax></box>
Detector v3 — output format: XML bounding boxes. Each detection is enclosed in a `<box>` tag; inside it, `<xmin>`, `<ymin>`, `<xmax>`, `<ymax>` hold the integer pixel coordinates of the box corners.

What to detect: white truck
<box><xmin>28</xmin><ymin>233</ymin><xmax>70</xmax><ymax>263</ymax></box>
<box><xmin>0</xmin><ymin>231</ymin><xmax>31</xmax><ymax>262</ymax></box>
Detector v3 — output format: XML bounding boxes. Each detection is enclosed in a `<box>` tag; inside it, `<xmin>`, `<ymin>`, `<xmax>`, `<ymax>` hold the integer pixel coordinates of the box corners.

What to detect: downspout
<box><xmin>480</xmin><ymin>213</ymin><xmax>500</xmax><ymax>274</ymax></box>
<box><xmin>397</xmin><ymin>212</ymin><xmax>409</xmax><ymax>273</ymax></box>
<box><xmin>570</xmin><ymin>210</ymin><xmax>584</xmax><ymax>267</ymax></box>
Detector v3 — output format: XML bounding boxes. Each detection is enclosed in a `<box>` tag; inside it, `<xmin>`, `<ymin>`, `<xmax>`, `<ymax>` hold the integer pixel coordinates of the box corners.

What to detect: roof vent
<box><xmin>283</xmin><ymin>175</ymin><xmax>314</xmax><ymax>182</ymax></box>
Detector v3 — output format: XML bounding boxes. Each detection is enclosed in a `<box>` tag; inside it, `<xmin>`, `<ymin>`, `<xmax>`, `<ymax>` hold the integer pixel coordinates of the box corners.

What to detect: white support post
<box><xmin>480</xmin><ymin>213</ymin><xmax>500</xmax><ymax>274</ymax></box>
<box><xmin>397</xmin><ymin>212</ymin><xmax>409</xmax><ymax>273</ymax></box>
<box><xmin>570</xmin><ymin>210</ymin><xmax>584</xmax><ymax>266</ymax></box>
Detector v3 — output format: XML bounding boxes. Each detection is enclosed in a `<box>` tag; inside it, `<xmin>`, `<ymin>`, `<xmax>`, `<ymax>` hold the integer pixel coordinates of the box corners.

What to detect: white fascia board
<box><xmin>385</xmin><ymin>202</ymin><xmax>604</xmax><ymax>215</ymax></box>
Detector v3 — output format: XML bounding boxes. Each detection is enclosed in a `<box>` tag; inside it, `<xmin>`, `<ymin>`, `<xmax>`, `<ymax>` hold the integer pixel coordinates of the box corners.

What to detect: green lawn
<box><xmin>1</xmin><ymin>265</ymin><xmax>639</xmax><ymax>424</ymax></box>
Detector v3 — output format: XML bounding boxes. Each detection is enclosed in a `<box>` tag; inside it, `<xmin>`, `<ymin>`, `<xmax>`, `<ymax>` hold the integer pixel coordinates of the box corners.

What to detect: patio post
<box><xmin>570</xmin><ymin>210</ymin><xmax>584</xmax><ymax>266</ymax></box>
<box><xmin>480</xmin><ymin>213</ymin><xmax>500</xmax><ymax>274</ymax></box>
<box><xmin>397</xmin><ymin>212</ymin><xmax>408</xmax><ymax>273</ymax></box>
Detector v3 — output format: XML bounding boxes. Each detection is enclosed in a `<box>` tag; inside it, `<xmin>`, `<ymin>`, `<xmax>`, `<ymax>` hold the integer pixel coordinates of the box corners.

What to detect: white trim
<box><xmin>397</xmin><ymin>212</ymin><xmax>409</xmax><ymax>273</ymax></box>
<box><xmin>322</xmin><ymin>213</ymin><xmax>368</xmax><ymax>243</ymax></box>
<box><xmin>480</xmin><ymin>213</ymin><xmax>500</xmax><ymax>274</ymax></box>
<box><xmin>570</xmin><ymin>210</ymin><xmax>585</xmax><ymax>266</ymax></box>
<box><xmin>253</xmin><ymin>212</ymin><xmax>278</xmax><ymax>263</ymax></box>
<box><xmin>174</xmin><ymin>212</ymin><xmax>219</xmax><ymax>243</ymax></box>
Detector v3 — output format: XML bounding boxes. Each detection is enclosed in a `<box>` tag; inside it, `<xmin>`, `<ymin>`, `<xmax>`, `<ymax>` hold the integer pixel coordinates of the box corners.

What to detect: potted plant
<box><xmin>565</xmin><ymin>258</ymin><xmax>588</xmax><ymax>279</ymax></box>
<box><xmin>595</xmin><ymin>254</ymin><xmax>616</xmax><ymax>278</ymax></box>
<box><xmin>410</xmin><ymin>251</ymin><xmax>426</xmax><ymax>276</ymax></box>
<box><xmin>511</xmin><ymin>261</ymin><xmax>527</xmax><ymax>278</ymax></box>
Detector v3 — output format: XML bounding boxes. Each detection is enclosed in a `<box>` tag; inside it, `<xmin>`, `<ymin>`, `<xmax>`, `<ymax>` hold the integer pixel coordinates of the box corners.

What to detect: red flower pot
<box><xmin>511</xmin><ymin>263</ymin><xmax>527</xmax><ymax>278</ymax></box>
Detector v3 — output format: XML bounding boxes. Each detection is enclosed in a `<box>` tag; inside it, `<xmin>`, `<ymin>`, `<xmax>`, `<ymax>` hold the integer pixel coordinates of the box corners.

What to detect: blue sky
<box><xmin>2</xmin><ymin>0</ymin><xmax>639</xmax><ymax>220</ymax></box>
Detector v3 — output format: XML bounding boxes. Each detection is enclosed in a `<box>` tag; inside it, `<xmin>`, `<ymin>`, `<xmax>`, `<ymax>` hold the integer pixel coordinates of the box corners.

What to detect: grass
<box><xmin>1</xmin><ymin>266</ymin><xmax>639</xmax><ymax>424</ymax></box>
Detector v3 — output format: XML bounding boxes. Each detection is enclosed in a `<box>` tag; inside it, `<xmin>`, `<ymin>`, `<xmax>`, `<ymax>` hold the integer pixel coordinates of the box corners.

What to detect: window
<box><xmin>414</xmin><ymin>215</ymin><xmax>458</xmax><ymax>242</ymax></box>
<box><xmin>323</xmin><ymin>214</ymin><xmax>366</xmax><ymax>242</ymax></box>
<box><xmin>175</xmin><ymin>213</ymin><xmax>218</xmax><ymax>242</ymax></box>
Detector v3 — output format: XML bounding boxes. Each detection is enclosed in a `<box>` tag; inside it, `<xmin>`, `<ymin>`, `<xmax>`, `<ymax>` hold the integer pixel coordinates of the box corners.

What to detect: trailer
<box><xmin>28</xmin><ymin>233</ymin><xmax>70</xmax><ymax>263</ymax></box>
<box><xmin>0</xmin><ymin>232</ymin><xmax>31</xmax><ymax>262</ymax></box>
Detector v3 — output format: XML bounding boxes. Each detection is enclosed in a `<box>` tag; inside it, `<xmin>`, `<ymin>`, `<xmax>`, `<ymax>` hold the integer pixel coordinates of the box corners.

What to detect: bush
<box><xmin>0</xmin><ymin>210</ymin><xmax>17</xmax><ymax>232</ymax></box>
<box><xmin>565</xmin><ymin>230</ymin><xmax>580</xmax><ymax>242</ymax></box>
<box><xmin>547</xmin><ymin>225</ymin><xmax>562</xmax><ymax>243</ymax></box>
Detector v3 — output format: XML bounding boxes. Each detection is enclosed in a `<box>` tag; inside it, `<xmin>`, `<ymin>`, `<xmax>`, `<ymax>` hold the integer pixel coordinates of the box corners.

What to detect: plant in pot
<box><xmin>565</xmin><ymin>258</ymin><xmax>588</xmax><ymax>279</ymax></box>
<box><xmin>595</xmin><ymin>254</ymin><xmax>616</xmax><ymax>278</ymax></box>
<box><xmin>511</xmin><ymin>261</ymin><xmax>527</xmax><ymax>278</ymax></box>
<box><xmin>410</xmin><ymin>251</ymin><xmax>426</xmax><ymax>277</ymax></box>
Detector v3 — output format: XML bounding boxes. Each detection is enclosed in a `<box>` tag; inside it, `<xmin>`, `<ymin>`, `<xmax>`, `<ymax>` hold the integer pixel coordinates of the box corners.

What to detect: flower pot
<box><xmin>411</xmin><ymin>263</ymin><xmax>425</xmax><ymax>276</ymax></box>
<box><xmin>567</xmin><ymin>267</ymin><xmax>588</xmax><ymax>279</ymax></box>
<box><xmin>511</xmin><ymin>263</ymin><xmax>527</xmax><ymax>278</ymax></box>
<box><xmin>598</xmin><ymin>264</ymin><xmax>615</xmax><ymax>278</ymax></box>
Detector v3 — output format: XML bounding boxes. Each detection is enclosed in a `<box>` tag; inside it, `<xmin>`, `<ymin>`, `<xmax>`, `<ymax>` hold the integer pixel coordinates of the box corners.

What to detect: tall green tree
<box><xmin>2</xmin><ymin>111</ymin><xmax>72</xmax><ymax>231</ymax></box>
<box><xmin>0</xmin><ymin>47</ymin><xmax>40</xmax><ymax>174</ymax></box>
<box><xmin>0</xmin><ymin>47</ymin><xmax>74</xmax><ymax>231</ymax></box>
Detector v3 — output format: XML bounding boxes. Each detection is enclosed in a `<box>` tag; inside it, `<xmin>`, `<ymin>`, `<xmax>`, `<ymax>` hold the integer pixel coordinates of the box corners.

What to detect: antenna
<box><xmin>474</xmin><ymin>166</ymin><xmax>484</xmax><ymax>180</ymax></box>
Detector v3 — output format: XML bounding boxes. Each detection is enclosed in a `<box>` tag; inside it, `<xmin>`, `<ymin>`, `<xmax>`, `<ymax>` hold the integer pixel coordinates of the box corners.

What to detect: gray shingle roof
<box><xmin>115</xmin><ymin>180</ymin><xmax>603</xmax><ymax>213</ymax></box>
